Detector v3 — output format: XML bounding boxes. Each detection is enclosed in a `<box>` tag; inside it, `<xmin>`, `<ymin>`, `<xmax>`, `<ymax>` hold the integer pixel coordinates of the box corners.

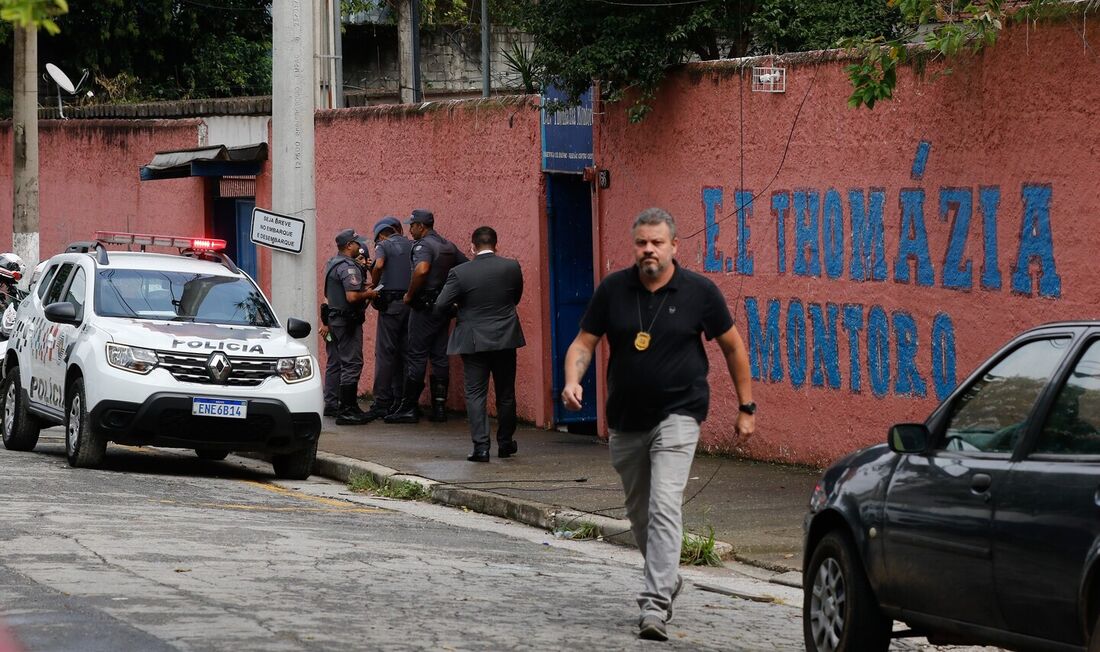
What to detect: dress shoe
<box><xmin>638</xmin><ymin>615</ymin><xmax>668</xmax><ymax>641</ymax></box>
<box><xmin>498</xmin><ymin>440</ymin><xmax>518</xmax><ymax>458</ymax></box>
<box><xmin>467</xmin><ymin>451</ymin><xmax>490</xmax><ymax>463</ymax></box>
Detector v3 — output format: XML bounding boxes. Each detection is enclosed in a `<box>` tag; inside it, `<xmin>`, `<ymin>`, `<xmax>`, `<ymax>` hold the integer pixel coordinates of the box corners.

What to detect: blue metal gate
<box><xmin>547</xmin><ymin>174</ymin><xmax>597</xmax><ymax>428</ymax></box>
<box><xmin>234</xmin><ymin>199</ymin><xmax>257</xmax><ymax>280</ymax></box>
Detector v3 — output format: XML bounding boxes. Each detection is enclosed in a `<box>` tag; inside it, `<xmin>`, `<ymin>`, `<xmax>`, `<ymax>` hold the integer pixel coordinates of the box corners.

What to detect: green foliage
<box><xmin>1</xmin><ymin>0</ymin><xmax>68</xmax><ymax>34</ymax></box>
<box><xmin>500</xmin><ymin>39</ymin><xmax>540</xmax><ymax>93</ymax></box>
<box><xmin>681</xmin><ymin>526</ymin><xmax>723</xmax><ymax>566</ymax></box>
<box><xmin>751</xmin><ymin>0</ymin><xmax>901</xmax><ymax>53</ymax></box>
<box><xmin>844</xmin><ymin>0</ymin><xmax>1096</xmax><ymax>109</ymax></box>
<box><xmin>521</xmin><ymin>0</ymin><xmax>905</xmax><ymax>122</ymax></box>
<box><xmin>348</xmin><ymin>473</ymin><xmax>430</xmax><ymax>500</ymax></box>
<box><xmin>29</xmin><ymin>0</ymin><xmax>272</xmax><ymax>103</ymax></box>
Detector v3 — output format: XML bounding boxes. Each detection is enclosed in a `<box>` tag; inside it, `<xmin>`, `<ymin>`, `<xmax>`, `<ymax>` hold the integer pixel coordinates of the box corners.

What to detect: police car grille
<box><xmin>156</xmin><ymin>351</ymin><xmax>279</xmax><ymax>386</ymax></box>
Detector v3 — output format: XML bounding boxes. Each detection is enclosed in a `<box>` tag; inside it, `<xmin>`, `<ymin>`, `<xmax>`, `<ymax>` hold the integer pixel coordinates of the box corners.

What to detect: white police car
<box><xmin>0</xmin><ymin>232</ymin><xmax>322</xmax><ymax>479</ymax></box>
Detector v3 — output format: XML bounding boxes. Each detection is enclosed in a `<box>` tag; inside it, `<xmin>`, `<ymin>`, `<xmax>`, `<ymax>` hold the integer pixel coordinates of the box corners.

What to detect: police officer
<box><xmin>361</xmin><ymin>216</ymin><xmax>412</xmax><ymax>421</ymax></box>
<box><xmin>385</xmin><ymin>209</ymin><xmax>468</xmax><ymax>423</ymax></box>
<box><xmin>320</xmin><ymin>228</ymin><xmax>373</xmax><ymax>425</ymax></box>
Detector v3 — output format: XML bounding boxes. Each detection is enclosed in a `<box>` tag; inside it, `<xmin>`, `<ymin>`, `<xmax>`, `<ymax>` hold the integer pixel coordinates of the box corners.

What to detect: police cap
<box><xmin>405</xmin><ymin>209</ymin><xmax>434</xmax><ymax>226</ymax></box>
<box><xmin>335</xmin><ymin>228</ymin><xmax>359</xmax><ymax>248</ymax></box>
<box><xmin>373</xmin><ymin>219</ymin><xmax>398</xmax><ymax>242</ymax></box>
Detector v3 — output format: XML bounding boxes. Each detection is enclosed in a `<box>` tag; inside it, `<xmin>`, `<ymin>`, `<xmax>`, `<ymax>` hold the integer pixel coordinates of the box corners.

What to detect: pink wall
<box><xmin>0</xmin><ymin>120</ymin><xmax>205</xmax><ymax>254</ymax></box>
<box><xmin>594</xmin><ymin>18</ymin><xmax>1100</xmax><ymax>465</ymax></box>
<box><xmin>311</xmin><ymin>98</ymin><xmax>550</xmax><ymax>424</ymax></box>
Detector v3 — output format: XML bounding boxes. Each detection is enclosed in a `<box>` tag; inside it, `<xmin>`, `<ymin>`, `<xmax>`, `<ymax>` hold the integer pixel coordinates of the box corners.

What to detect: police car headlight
<box><xmin>277</xmin><ymin>356</ymin><xmax>313</xmax><ymax>383</ymax></box>
<box><xmin>106</xmin><ymin>343</ymin><xmax>158</xmax><ymax>374</ymax></box>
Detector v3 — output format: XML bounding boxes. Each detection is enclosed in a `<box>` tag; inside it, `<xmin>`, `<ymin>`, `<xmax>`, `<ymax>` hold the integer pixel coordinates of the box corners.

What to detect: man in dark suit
<box><xmin>435</xmin><ymin>226</ymin><xmax>525</xmax><ymax>462</ymax></box>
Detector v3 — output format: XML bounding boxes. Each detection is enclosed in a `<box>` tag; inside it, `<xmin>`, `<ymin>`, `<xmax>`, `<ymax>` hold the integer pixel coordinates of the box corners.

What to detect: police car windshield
<box><xmin>95</xmin><ymin>269</ymin><xmax>277</xmax><ymax>327</ymax></box>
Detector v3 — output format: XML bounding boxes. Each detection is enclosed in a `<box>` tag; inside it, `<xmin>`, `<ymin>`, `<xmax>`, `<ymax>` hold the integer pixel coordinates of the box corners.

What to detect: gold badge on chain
<box><xmin>634</xmin><ymin>331</ymin><xmax>651</xmax><ymax>351</ymax></box>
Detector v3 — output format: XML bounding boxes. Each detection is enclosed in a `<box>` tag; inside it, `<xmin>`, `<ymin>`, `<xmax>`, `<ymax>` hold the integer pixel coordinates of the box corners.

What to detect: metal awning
<box><xmin>139</xmin><ymin>143</ymin><xmax>268</xmax><ymax>181</ymax></box>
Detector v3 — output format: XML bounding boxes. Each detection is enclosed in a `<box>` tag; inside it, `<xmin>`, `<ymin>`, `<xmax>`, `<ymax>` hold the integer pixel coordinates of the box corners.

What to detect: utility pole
<box><xmin>12</xmin><ymin>26</ymin><xmax>39</xmax><ymax>272</ymax></box>
<box><xmin>272</xmin><ymin>0</ymin><xmax>318</xmax><ymax>356</ymax></box>
<box><xmin>481</xmin><ymin>0</ymin><xmax>490</xmax><ymax>98</ymax></box>
<box><xmin>398</xmin><ymin>0</ymin><xmax>423</xmax><ymax>103</ymax></box>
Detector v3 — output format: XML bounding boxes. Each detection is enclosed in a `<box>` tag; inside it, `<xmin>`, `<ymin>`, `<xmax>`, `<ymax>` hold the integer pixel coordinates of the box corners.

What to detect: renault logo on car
<box><xmin>207</xmin><ymin>351</ymin><xmax>232</xmax><ymax>383</ymax></box>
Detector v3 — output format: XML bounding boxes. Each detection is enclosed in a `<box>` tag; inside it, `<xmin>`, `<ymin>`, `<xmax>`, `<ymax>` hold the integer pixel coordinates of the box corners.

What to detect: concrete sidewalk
<box><xmin>315</xmin><ymin>413</ymin><xmax>820</xmax><ymax>574</ymax></box>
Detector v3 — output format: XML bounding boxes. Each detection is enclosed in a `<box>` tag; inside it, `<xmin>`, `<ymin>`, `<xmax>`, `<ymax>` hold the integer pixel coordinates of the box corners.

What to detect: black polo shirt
<box><xmin>580</xmin><ymin>262</ymin><xmax>733</xmax><ymax>432</ymax></box>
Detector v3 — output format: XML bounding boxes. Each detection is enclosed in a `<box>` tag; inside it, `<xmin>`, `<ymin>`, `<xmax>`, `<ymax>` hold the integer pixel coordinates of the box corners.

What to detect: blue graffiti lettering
<box><xmin>1012</xmin><ymin>184</ymin><xmax>1061</xmax><ymax>298</ymax></box>
<box><xmin>842</xmin><ymin>305</ymin><xmax>864</xmax><ymax>392</ymax></box>
<box><xmin>745</xmin><ymin>297</ymin><xmax>783</xmax><ymax>382</ymax></box>
<box><xmin>810</xmin><ymin>303</ymin><xmax>841</xmax><ymax>389</ymax></box>
<box><xmin>868</xmin><ymin>306</ymin><xmax>890</xmax><ymax>398</ymax></box>
<box><xmin>787</xmin><ymin>300</ymin><xmax>807</xmax><ymax>388</ymax></box>
<box><xmin>772</xmin><ymin>192</ymin><xmax>789</xmax><ymax>274</ymax></box>
<box><xmin>893</xmin><ymin>311</ymin><xmax>928</xmax><ymax>397</ymax></box>
<box><xmin>979</xmin><ymin>186</ymin><xmax>1002</xmax><ymax>291</ymax></box>
<box><xmin>932</xmin><ymin>313</ymin><xmax>958</xmax><ymax>400</ymax></box>
<box><xmin>895</xmin><ymin>189</ymin><xmax>935</xmax><ymax>287</ymax></box>
<box><xmin>823</xmin><ymin>190</ymin><xmax>844</xmax><ymax>280</ymax></box>
<box><xmin>939</xmin><ymin>187</ymin><xmax>974</xmax><ymax>290</ymax></box>
<box><xmin>849</xmin><ymin>188</ymin><xmax>887</xmax><ymax>282</ymax></box>
<box><xmin>794</xmin><ymin>190</ymin><xmax>821</xmax><ymax>277</ymax></box>
<box><xmin>703</xmin><ymin>187</ymin><xmax>723</xmax><ymax>273</ymax></box>
<box><xmin>736</xmin><ymin>191</ymin><xmax>754</xmax><ymax>275</ymax></box>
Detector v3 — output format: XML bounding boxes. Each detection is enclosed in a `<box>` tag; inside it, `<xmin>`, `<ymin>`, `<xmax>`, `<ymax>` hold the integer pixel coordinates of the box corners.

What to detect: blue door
<box><xmin>548</xmin><ymin>174</ymin><xmax>597</xmax><ymax>429</ymax></box>
<box><xmin>234</xmin><ymin>199</ymin><xmax>257</xmax><ymax>280</ymax></box>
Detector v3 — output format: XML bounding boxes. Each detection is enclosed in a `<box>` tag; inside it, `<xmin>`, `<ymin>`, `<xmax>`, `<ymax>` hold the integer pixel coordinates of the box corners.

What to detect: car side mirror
<box><xmin>888</xmin><ymin>423</ymin><xmax>930</xmax><ymax>454</ymax></box>
<box><xmin>44</xmin><ymin>302</ymin><xmax>79</xmax><ymax>325</ymax></box>
<box><xmin>286</xmin><ymin>317</ymin><xmax>311</xmax><ymax>339</ymax></box>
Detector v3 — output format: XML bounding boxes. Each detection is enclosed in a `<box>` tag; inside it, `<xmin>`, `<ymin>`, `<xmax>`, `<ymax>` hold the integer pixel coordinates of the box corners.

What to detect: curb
<box><xmin>255</xmin><ymin>450</ymin><xmax>736</xmax><ymax>559</ymax></box>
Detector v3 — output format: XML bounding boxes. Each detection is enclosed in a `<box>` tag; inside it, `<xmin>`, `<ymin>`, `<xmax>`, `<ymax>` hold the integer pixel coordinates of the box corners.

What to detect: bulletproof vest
<box><xmin>378</xmin><ymin>235</ymin><xmax>412</xmax><ymax>292</ymax></box>
<box><xmin>422</xmin><ymin>232</ymin><xmax>462</xmax><ymax>291</ymax></box>
<box><xmin>323</xmin><ymin>255</ymin><xmax>357</xmax><ymax>310</ymax></box>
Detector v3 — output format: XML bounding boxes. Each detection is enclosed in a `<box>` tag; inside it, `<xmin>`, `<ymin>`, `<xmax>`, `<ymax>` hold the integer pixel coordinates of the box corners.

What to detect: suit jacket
<box><xmin>435</xmin><ymin>252</ymin><xmax>525</xmax><ymax>355</ymax></box>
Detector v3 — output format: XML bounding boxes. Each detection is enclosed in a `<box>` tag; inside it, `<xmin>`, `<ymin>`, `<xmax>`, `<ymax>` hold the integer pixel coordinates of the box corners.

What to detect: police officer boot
<box><xmin>384</xmin><ymin>379</ymin><xmax>424</xmax><ymax>424</ymax></box>
<box><xmin>361</xmin><ymin>399</ymin><xmax>392</xmax><ymax>423</ymax></box>
<box><xmin>336</xmin><ymin>385</ymin><xmax>371</xmax><ymax>425</ymax></box>
<box><xmin>428</xmin><ymin>376</ymin><xmax>448</xmax><ymax>423</ymax></box>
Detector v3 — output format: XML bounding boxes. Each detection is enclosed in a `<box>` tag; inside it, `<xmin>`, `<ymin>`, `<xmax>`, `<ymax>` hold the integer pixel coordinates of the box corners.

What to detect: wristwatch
<box><xmin>738</xmin><ymin>402</ymin><xmax>757</xmax><ymax>415</ymax></box>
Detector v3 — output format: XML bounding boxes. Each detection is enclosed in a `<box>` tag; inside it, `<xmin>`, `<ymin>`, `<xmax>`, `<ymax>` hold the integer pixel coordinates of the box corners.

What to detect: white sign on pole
<box><xmin>250</xmin><ymin>207</ymin><xmax>305</xmax><ymax>254</ymax></box>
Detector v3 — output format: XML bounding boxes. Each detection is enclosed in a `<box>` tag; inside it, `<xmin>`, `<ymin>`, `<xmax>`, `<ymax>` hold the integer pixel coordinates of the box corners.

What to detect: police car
<box><xmin>0</xmin><ymin>232</ymin><xmax>322</xmax><ymax>479</ymax></box>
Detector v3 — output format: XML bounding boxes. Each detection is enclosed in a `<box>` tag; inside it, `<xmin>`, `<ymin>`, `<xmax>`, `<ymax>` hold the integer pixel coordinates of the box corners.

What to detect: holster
<box><xmin>412</xmin><ymin>289</ymin><xmax>441</xmax><ymax>312</ymax></box>
<box><xmin>320</xmin><ymin>303</ymin><xmax>330</xmax><ymax>326</ymax></box>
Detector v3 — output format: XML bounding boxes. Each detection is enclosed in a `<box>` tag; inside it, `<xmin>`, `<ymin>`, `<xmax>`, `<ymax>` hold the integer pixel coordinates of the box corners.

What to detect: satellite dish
<box><xmin>46</xmin><ymin>63</ymin><xmax>76</xmax><ymax>94</ymax></box>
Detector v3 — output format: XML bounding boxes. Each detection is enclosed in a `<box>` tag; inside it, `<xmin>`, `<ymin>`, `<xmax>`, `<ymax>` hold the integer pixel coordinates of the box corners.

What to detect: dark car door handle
<box><xmin>971</xmin><ymin>473</ymin><xmax>992</xmax><ymax>493</ymax></box>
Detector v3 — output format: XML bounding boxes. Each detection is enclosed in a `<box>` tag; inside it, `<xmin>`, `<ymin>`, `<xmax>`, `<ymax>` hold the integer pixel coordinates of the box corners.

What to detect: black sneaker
<box><xmin>638</xmin><ymin>615</ymin><xmax>668</xmax><ymax>642</ymax></box>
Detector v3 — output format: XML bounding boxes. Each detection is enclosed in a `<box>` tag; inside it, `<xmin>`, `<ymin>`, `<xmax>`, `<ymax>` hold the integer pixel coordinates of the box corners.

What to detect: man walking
<box><xmin>386</xmin><ymin>209</ymin><xmax>469</xmax><ymax>424</ymax></box>
<box><xmin>361</xmin><ymin>216</ymin><xmax>412</xmax><ymax>421</ymax></box>
<box><xmin>435</xmin><ymin>226</ymin><xmax>524</xmax><ymax>462</ymax></box>
<box><xmin>319</xmin><ymin>228</ymin><xmax>374</xmax><ymax>425</ymax></box>
<box><xmin>561</xmin><ymin>208</ymin><xmax>755</xmax><ymax>641</ymax></box>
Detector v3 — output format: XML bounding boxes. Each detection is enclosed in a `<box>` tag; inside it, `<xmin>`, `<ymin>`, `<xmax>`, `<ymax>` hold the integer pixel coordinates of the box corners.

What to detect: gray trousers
<box><xmin>323</xmin><ymin>318</ymin><xmax>364</xmax><ymax>405</ymax></box>
<box><xmin>372</xmin><ymin>302</ymin><xmax>410</xmax><ymax>405</ymax></box>
<box><xmin>461</xmin><ymin>349</ymin><xmax>517</xmax><ymax>452</ymax></box>
<box><xmin>609</xmin><ymin>414</ymin><xmax>699</xmax><ymax>620</ymax></box>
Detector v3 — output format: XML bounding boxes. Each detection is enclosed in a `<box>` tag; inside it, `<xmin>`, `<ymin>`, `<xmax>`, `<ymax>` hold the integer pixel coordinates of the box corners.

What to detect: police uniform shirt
<box><xmin>411</xmin><ymin>232</ymin><xmax>467</xmax><ymax>291</ymax></box>
<box><xmin>325</xmin><ymin>255</ymin><xmax>365</xmax><ymax>310</ymax></box>
<box><xmin>375</xmin><ymin>235</ymin><xmax>412</xmax><ymax>292</ymax></box>
<box><xmin>580</xmin><ymin>262</ymin><xmax>733</xmax><ymax>432</ymax></box>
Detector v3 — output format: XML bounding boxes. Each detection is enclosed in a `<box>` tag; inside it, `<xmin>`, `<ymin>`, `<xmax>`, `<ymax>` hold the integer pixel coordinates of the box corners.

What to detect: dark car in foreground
<box><xmin>803</xmin><ymin>322</ymin><xmax>1100</xmax><ymax>652</ymax></box>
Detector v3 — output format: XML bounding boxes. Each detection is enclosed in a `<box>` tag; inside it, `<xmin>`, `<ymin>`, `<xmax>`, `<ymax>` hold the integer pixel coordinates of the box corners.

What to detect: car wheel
<box><xmin>271</xmin><ymin>440</ymin><xmax>317</xmax><ymax>480</ymax></box>
<box><xmin>0</xmin><ymin>370</ymin><xmax>41</xmax><ymax>452</ymax></box>
<box><xmin>195</xmin><ymin>449</ymin><xmax>230</xmax><ymax>461</ymax></box>
<box><xmin>804</xmin><ymin>530</ymin><xmax>891</xmax><ymax>652</ymax></box>
<box><xmin>66</xmin><ymin>378</ymin><xmax>106</xmax><ymax>468</ymax></box>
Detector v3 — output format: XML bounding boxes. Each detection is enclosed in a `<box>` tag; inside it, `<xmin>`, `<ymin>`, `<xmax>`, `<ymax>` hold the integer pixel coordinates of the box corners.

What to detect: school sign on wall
<box><xmin>540</xmin><ymin>85</ymin><xmax>593</xmax><ymax>174</ymax></box>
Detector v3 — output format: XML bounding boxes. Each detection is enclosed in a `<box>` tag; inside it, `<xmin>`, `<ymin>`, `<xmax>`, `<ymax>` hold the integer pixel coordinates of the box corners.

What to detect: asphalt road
<box><xmin>0</xmin><ymin>432</ymin><xmax>806</xmax><ymax>651</ymax></box>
